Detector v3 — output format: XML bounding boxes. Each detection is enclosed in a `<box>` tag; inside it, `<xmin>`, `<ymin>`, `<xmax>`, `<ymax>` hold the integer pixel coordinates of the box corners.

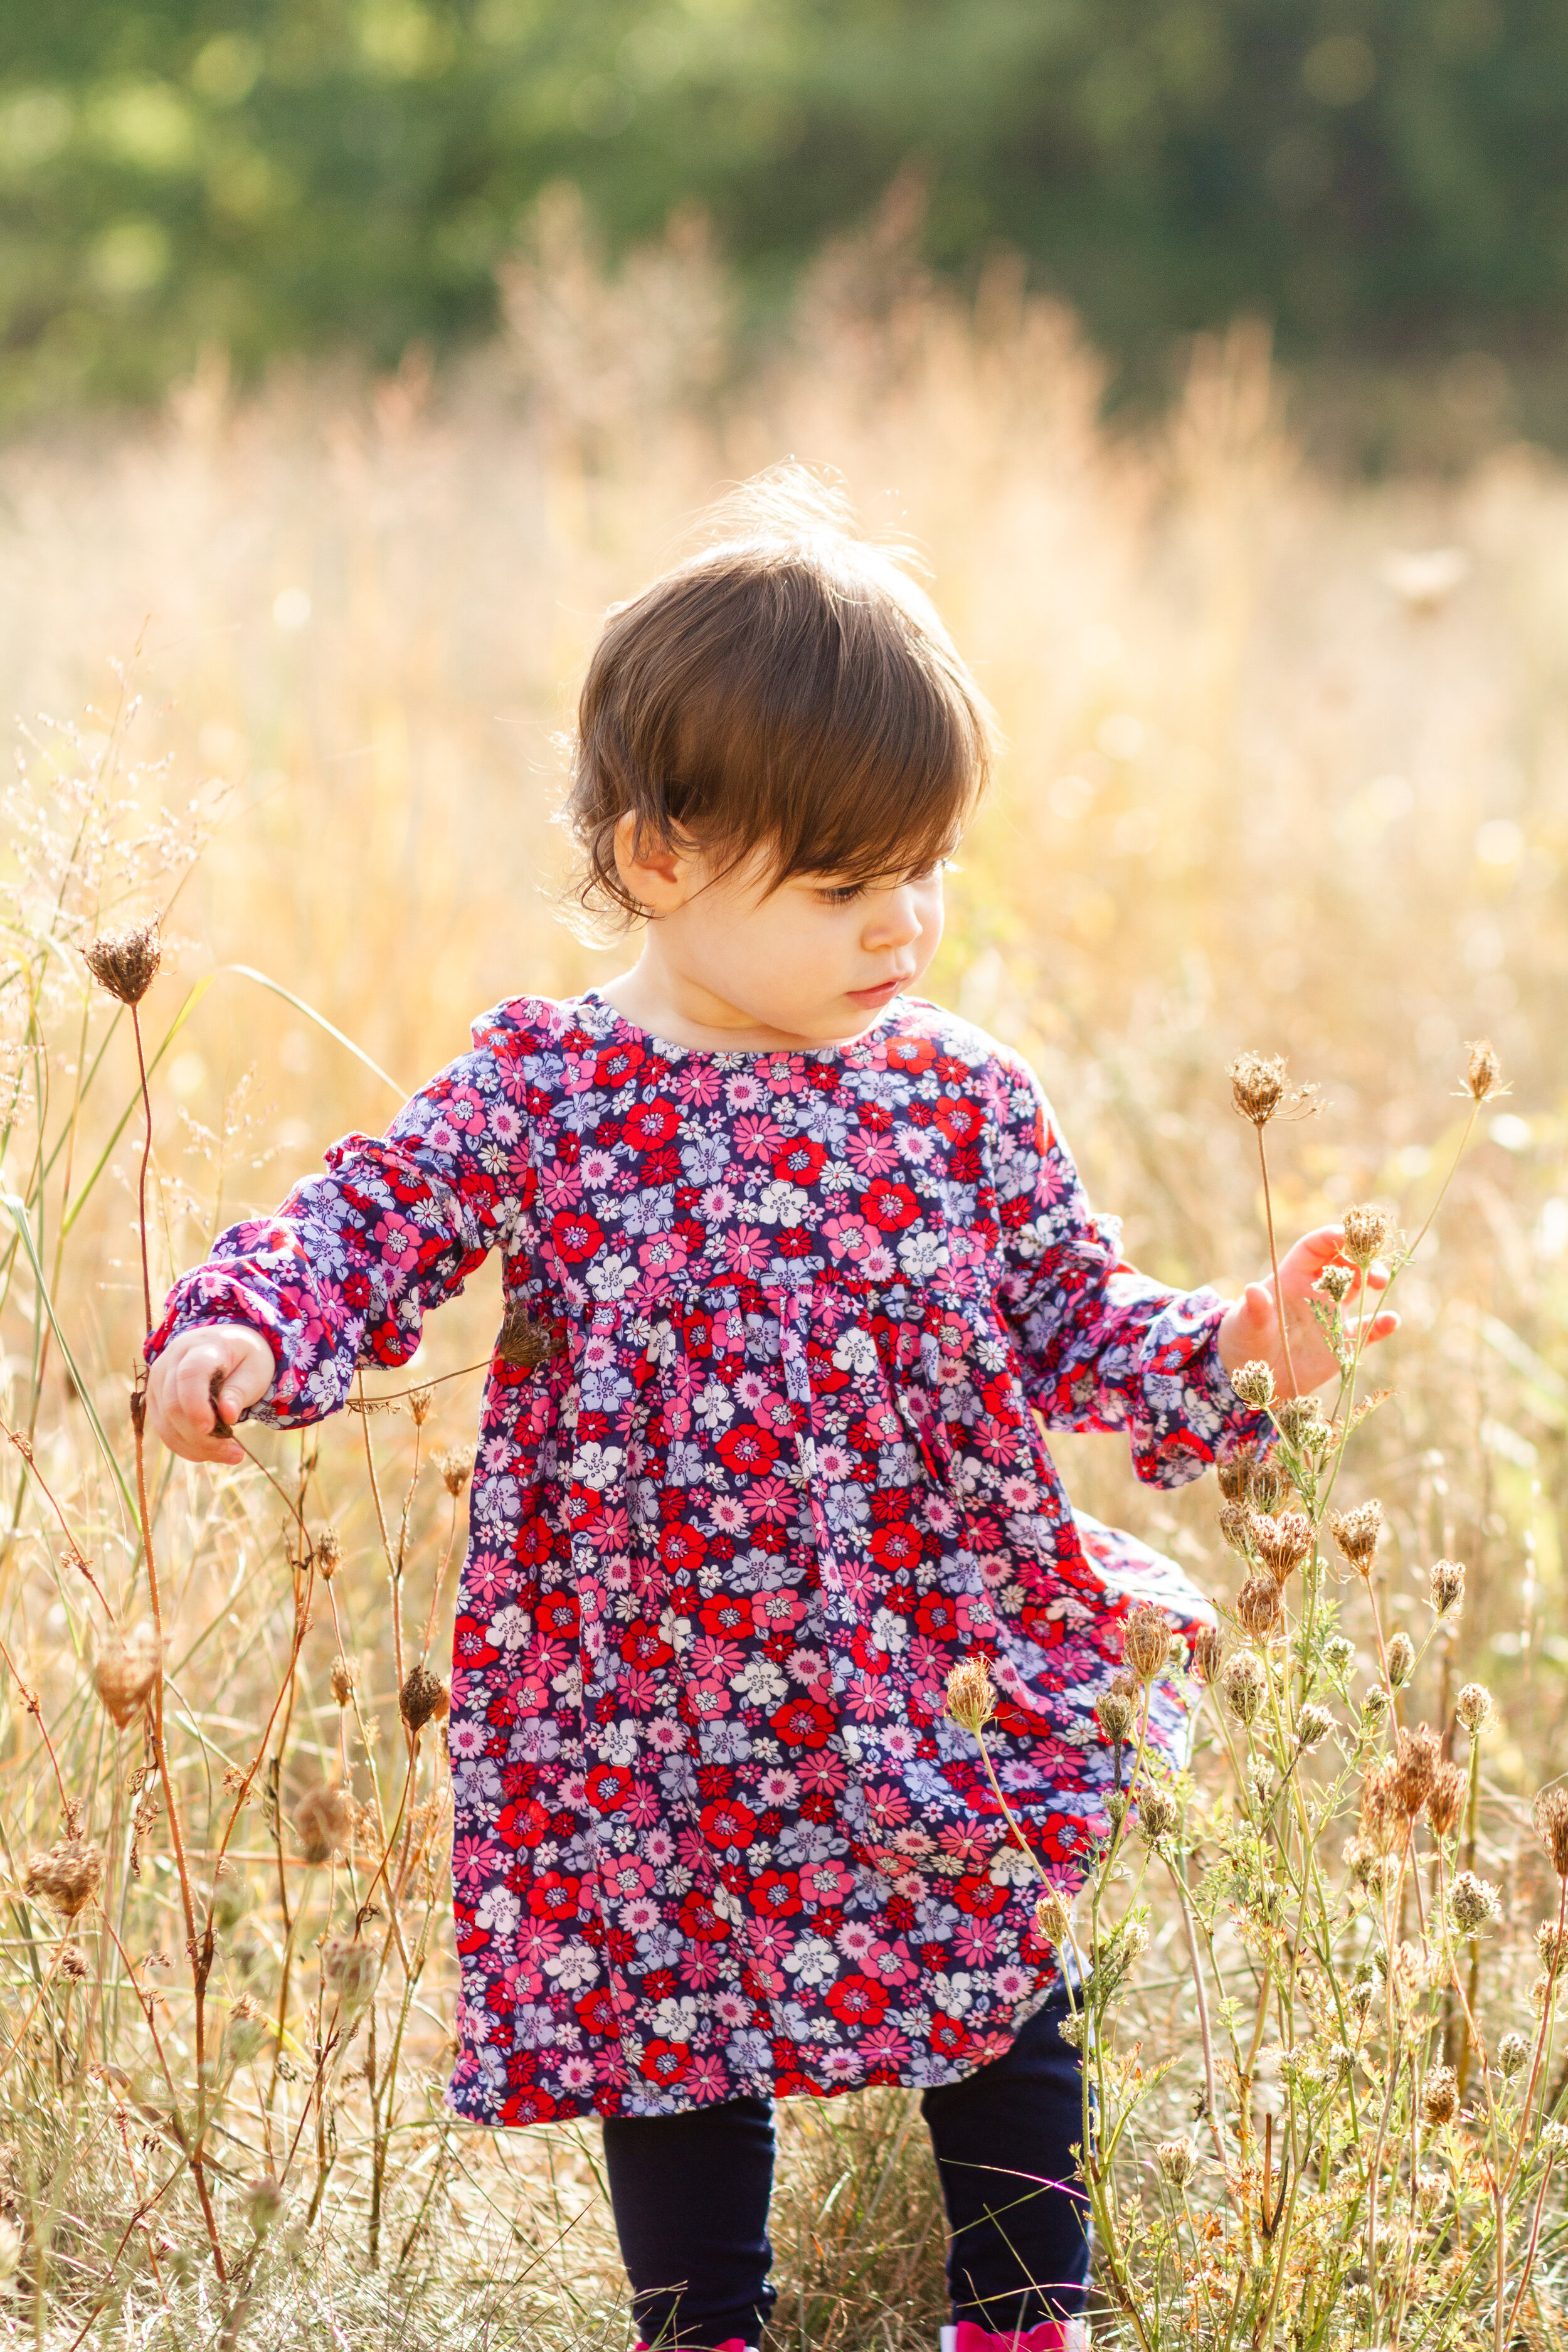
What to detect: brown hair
<box><xmin>564</xmin><ymin>469</ymin><xmax>996</xmax><ymax>927</ymax></box>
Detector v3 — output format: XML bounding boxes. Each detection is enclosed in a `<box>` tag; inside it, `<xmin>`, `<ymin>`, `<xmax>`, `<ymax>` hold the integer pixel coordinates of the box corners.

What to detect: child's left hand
<box><xmin>1216</xmin><ymin>1224</ymin><xmax>1398</xmax><ymax>1399</ymax></box>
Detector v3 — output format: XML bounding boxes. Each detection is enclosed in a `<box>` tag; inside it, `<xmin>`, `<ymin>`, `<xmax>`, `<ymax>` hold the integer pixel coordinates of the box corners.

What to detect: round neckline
<box><xmin>581</xmin><ymin>985</ymin><xmax>918</xmax><ymax>1066</ymax></box>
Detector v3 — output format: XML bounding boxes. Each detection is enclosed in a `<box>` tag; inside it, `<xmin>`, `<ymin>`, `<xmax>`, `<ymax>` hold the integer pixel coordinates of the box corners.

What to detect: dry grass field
<box><xmin>3</xmin><ymin>198</ymin><xmax>1568</xmax><ymax>2347</ymax></box>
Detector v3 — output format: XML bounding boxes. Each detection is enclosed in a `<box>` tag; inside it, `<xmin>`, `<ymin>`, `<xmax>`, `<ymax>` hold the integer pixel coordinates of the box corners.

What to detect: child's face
<box><xmin>629</xmin><ymin>832</ymin><xmax>947</xmax><ymax>1048</ymax></box>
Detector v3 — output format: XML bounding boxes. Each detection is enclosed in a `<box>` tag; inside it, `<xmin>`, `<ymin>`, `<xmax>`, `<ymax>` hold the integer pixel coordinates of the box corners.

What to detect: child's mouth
<box><xmin>846</xmin><ymin>977</ymin><xmax>906</xmax><ymax>1007</ymax></box>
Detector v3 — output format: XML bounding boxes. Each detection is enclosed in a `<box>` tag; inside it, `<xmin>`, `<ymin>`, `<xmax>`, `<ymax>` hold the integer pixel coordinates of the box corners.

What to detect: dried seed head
<box><xmin>1542</xmin><ymin>2121</ymin><xmax>1568</xmax><ymax>2159</ymax></box>
<box><xmin>1538</xmin><ymin>1922</ymin><xmax>1568</xmax><ymax>1972</ymax></box>
<box><xmin>24</xmin><ymin>1838</ymin><xmax>102</xmax><ymax>1919</ymax></box>
<box><xmin>1448</xmin><ymin>1871</ymin><xmax>1502</xmax><ymax>1936</ymax></box>
<box><xmin>321</xmin><ymin>1934</ymin><xmax>376</xmax><ymax>2009</ymax></box>
<box><xmin>294</xmin><ymin>1782</ymin><xmax>355</xmax><ymax>1866</ymax></box>
<box><xmin>1422</xmin><ymin>2066</ymin><xmax>1459</xmax><ymax>2127</ymax></box>
<box><xmin>1415</xmin><ymin>2171</ymin><xmax>1447</xmax><ymax>2217</ymax></box>
<box><xmin>1034</xmin><ymin>1886</ymin><xmax>1073</xmax><ymax>1946</ymax></box>
<box><xmin>58</xmin><ymin>1941</ymin><xmax>88</xmax><ymax>1980</ymax></box>
<box><xmin>1394</xmin><ymin>1724</ymin><xmax>1440</xmax><ymax>1818</ymax></box>
<box><xmin>496</xmin><ymin>1301</ymin><xmax>561</xmax><ymax>1370</ymax></box>
<box><xmin>1428</xmin><ymin>1558</ymin><xmax>1465</xmax><ymax>1616</ymax></box>
<box><xmin>1465</xmin><ymin>1039</ymin><xmax>1502</xmax><ymax>1102</ymax></box>
<box><xmin>1137</xmin><ymin>1785</ymin><xmax>1179</xmax><ymax>1843</ymax></box>
<box><xmin>315</xmin><ymin>1525</ymin><xmax>342</xmax><ymax>1581</ymax></box>
<box><xmin>1340</xmin><ymin>1203</ymin><xmax>1396</xmax><ymax>1271</ymax></box>
<box><xmin>1236</xmin><ymin>1576</ymin><xmax>1284</xmax><ymax>1643</ymax></box>
<box><xmin>1385</xmin><ymin>1631</ymin><xmax>1416</xmax><ymax>1689</ymax></box>
<box><xmin>1362</xmin><ymin>1682</ymin><xmax>1389</xmax><ymax>1723</ymax></box>
<box><xmin>1229</xmin><ymin>1052</ymin><xmax>1288</xmax><ymax>1126</ymax></box>
<box><xmin>227</xmin><ymin>1991</ymin><xmax>270</xmax><ymax>2063</ymax></box>
<box><xmin>1496</xmin><ymin>2030</ymin><xmax>1530</xmax><ymax>2079</ymax></box>
<box><xmin>945</xmin><ymin>1655</ymin><xmax>997</xmax><ymax>1735</ymax></box>
<box><xmin>329</xmin><ymin>1655</ymin><xmax>358</xmax><ymax>1708</ymax></box>
<box><xmin>1217</xmin><ymin>1446</ymin><xmax>1257</xmax><ymax>1503</ymax></box>
<box><xmin>1122</xmin><ymin>1603</ymin><xmax>1172</xmax><ymax>1685</ymax></box>
<box><xmin>245</xmin><ymin>2174</ymin><xmax>286</xmax><ymax>2233</ymax></box>
<box><xmin>1329</xmin><ymin>1502</ymin><xmax>1383</xmax><ymax>1575</ymax></box>
<box><xmin>1230</xmin><ymin>1360</ymin><xmax>1275</xmax><ymax>1410</ymax></box>
<box><xmin>1155</xmin><ymin>2136</ymin><xmax>1198</xmax><ymax>2189</ymax></box>
<box><xmin>407</xmin><ymin>1384</ymin><xmax>435</xmax><ymax>1426</ymax></box>
<box><xmin>93</xmin><ymin>1621</ymin><xmax>159</xmax><ymax>1729</ymax></box>
<box><xmin>1456</xmin><ymin>1682</ymin><xmax>1495</xmax><ymax>1737</ymax></box>
<box><xmin>399</xmin><ymin>1663</ymin><xmax>450</xmax><ymax>1735</ymax></box>
<box><xmin>1345</xmin><ymin>1835</ymin><xmax>1380</xmax><ymax>1890</ymax></box>
<box><xmin>1095</xmin><ymin>1687</ymin><xmax>1136</xmax><ymax>1745</ymax></box>
<box><xmin>1315</xmin><ymin>1264</ymin><xmax>1355</xmax><ymax>1306</ymax></box>
<box><xmin>1535</xmin><ymin>1788</ymin><xmax>1568</xmax><ymax>1878</ymax></box>
<box><xmin>1296</xmin><ymin>1703</ymin><xmax>1335</xmax><ymax>1750</ymax></box>
<box><xmin>1191</xmin><ymin>1624</ymin><xmax>1224</xmax><ymax>1685</ymax></box>
<box><xmin>1248</xmin><ymin>1458</ymin><xmax>1289</xmax><ymax>1515</ymax></box>
<box><xmin>1251</xmin><ymin>1510</ymin><xmax>1313</xmax><ymax>1582</ymax></box>
<box><xmin>1428</xmin><ymin>1762</ymin><xmax>1466</xmax><ymax>1839</ymax></box>
<box><xmin>1221</xmin><ymin>1651</ymin><xmax>1266</xmax><ymax>1726</ymax></box>
<box><xmin>82</xmin><ymin>921</ymin><xmax>161</xmax><ymax>1007</ymax></box>
<box><xmin>437</xmin><ymin>1444</ymin><xmax>476</xmax><ymax>1498</ymax></box>
<box><xmin>1105</xmin><ymin>1790</ymin><xmax>1128</xmax><ymax>1829</ymax></box>
<box><xmin>1218</xmin><ymin>1499</ymin><xmax>1255</xmax><ymax>1555</ymax></box>
<box><xmin>1323</xmin><ymin>1634</ymin><xmax>1354</xmax><ymax>1676</ymax></box>
<box><xmin>1362</xmin><ymin>1760</ymin><xmax>1398</xmax><ymax>1847</ymax></box>
<box><xmin>1275</xmin><ymin>1394</ymin><xmax>1331</xmax><ymax>1454</ymax></box>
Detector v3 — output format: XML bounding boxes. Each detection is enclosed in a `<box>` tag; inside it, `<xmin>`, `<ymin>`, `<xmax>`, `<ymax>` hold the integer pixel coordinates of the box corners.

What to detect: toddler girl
<box><xmin>146</xmin><ymin>475</ymin><xmax>1392</xmax><ymax>2352</ymax></box>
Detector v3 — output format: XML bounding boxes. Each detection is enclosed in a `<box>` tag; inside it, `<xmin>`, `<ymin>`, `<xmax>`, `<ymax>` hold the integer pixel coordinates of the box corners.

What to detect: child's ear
<box><xmin>613</xmin><ymin>812</ymin><xmax>690</xmax><ymax>912</ymax></box>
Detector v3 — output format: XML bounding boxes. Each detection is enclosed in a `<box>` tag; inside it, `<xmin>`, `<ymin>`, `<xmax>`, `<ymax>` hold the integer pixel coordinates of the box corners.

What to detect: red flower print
<box><xmin>583</xmin><ymin>1764</ymin><xmax>632</xmax><ymax>1813</ymax></box>
<box><xmin>699</xmin><ymin>1798</ymin><xmax>759</xmax><ymax>1848</ymax></box>
<box><xmin>869</xmin><ymin>1522</ymin><xmax>923</xmax><ymax>1572</ymax></box>
<box><xmin>660</xmin><ymin>1522</ymin><xmax>707</xmax><ymax>1573</ymax></box>
<box><xmin>935</xmin><ymin>1095</ymin><xmax>983</xmax><ymax>1145</ymax></box>
<box><xmin>551</xmin><ymin>1209</ymin><xmax>604</xmax><ymax>1263</ymax></box>
<box><xmin>825</xmin><ymin>1974</ymin><xmax>888</xmax><ymax>2027</ymax></box>
<box><xmin>715</xmin><ymin>1422</ymin><xmax>780</xmax><ymax>1476</ymax></box>
<box><xmin>640</xmin><ymin>2039</ymin><xmax>691</xmax><ymax>2087</ymax></box>
<box><xmin>594</xmin><ymin>1041</ymin><xmax>645</xmax><ymax>1087</ymax></box>
<box><xmin>928</xmin><ymin>2011</ymin><xmax>973</xmax><ymax>2059</ymax></box>
<box><xmin>861</xmin><ymin>1180</ymin><xmax>919</xmax><ymax>1232</ymax></box>
<box><xmin>527</xmin><ymin>1872</ymin><xmax>583</xmax><ymax>1921</ymax></box>
<box><xmin>753</xmin><ymin>1870</ymin><xmax>802</xmax><ymax>1919</ymax></box>
<box><xmin>699</xmin><ymin>1594</ymin><xmax>750</xmax><ymax>1640</ymax></box>
<box><xmin>620</xmin><ymin>1620</ymin><xmax>674</xmax><ymax>1671</ymax></box>
<box><xmin>624</xmin><ymin>1099</ymin><xmax>681</xmax><ymax>1151</ymax></box>
<box><xmin>770</xmin><ymin>1697</ymin><xmax>835</xmax><ymax>1748</ymax></box>
<box><xmin>770</xmin><ymin>1135</ymin><xmax>827</xmax><ymax>1186</ymax></box>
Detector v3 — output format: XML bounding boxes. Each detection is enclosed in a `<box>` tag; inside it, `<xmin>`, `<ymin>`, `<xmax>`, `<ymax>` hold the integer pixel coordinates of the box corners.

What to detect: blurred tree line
<box><xmin>4</xmin><ymin>0</ymin><xmax>1567</xmax><ymax>421</ymax></box>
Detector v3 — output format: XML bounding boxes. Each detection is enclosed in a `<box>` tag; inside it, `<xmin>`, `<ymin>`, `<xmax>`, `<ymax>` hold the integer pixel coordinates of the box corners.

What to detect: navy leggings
<box><xmin>601</xmin><ymin>1988</ymin><xmax>1089</xmax><ymax>2349</ymax></box>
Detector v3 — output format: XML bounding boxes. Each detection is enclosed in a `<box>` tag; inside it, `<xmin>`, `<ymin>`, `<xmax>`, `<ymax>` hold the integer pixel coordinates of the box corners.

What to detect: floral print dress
<box><xmin>148</xmin><ymin>991</ymin><xmax>1263</xmax><ymax>2124</ymax></box>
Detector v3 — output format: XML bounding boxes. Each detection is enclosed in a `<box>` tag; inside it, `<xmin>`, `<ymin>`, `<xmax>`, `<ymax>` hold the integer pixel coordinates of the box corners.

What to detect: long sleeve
<box><xmin>987</xmin><ymin>1049</ymin><xmax>1267</xmax><ymax>1486</ymax></box>
<box><xmin>145</xmin><ymin>1001</ymin><xmax>540</xmax><ymax>1428</ymax></box>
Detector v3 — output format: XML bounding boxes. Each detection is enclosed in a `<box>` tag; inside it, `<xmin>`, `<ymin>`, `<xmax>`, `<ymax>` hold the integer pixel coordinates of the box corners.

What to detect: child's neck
<box><xmin>599</xmin><ymin>943</ymin><xmax>881</xmax><ymax>1057</ymax></box>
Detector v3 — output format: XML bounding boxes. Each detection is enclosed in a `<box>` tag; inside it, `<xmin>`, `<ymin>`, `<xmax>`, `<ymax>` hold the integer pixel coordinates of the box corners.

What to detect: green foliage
<box><xmin>4</xmin><ymin>3</ymin><xmax>1568</xmax><ymax>417</ymax></box>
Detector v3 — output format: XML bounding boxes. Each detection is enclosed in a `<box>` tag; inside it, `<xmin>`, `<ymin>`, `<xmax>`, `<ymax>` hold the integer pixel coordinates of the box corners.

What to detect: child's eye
<box><xmin>815</xmin><ymin>882</ymin><xmax>866</xmax><ymax>906</ymax></box>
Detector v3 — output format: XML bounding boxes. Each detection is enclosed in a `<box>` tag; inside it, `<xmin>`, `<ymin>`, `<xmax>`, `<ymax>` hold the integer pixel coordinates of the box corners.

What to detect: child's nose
<box><xmin>863</xmin><ymin>887</ymin><xmax>923</xmax><ymax>951</ymax></box>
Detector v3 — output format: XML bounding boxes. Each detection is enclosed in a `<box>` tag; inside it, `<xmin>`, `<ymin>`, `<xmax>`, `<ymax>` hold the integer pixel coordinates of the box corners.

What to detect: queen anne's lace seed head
<box><xmin>1231</xmin><ymin>1360</ymin><xmax>1275</xmax><ymax>1410</ymax></box>
<box><xmin>1222</xmin><ymin>1651</ymin><xmax>1266</xmax><ymax>1726</ymax></box>
<box><xmin>1448</xmin><ymin>1872</ymin><xmax>1501</xmax><ymax>1936</ymax></box>
<box><xmin>1457</xmin><ymin>1682</ymin><xmax>1495</xmax><ymax>1736</ymax></box>
<box><xmin>1155</xmin><ymin>2137</ymin><xmax>1198</xmax><ymax>2188</ymax></box>
<box><xmin>1122</xmin><ymin>1604</ymin><xmax>1171</xmax><ymax>1685</ymax></box>
<box><xmin>1422</xmin><ymin>2065</ymin><xmax>1459</xmax><ymax>2126</ymax></box>
<box><xmin>82</xmin><ymin>921</ymin><xmax>161</xmax><ymax>1007</ymax></box>
<box><xmin>1535</xmin><ymin>1787</ymin><xmax>1568</xmax><ymax>1878</ymax></box>
<box><xmin>24</xmin><ymin>1838</ymin><xmax>102</xmax><ymax>1919</ymax></box>
<box><xmin>1428</xmin><ymin>1557</ymin><xmax>1465</xmax><ymax>1614</ymax></box>
<box><xmin>295</xmin><ymin>1783</ymin><xmax>354</xmax><ymax>1865</ymax></box>
<box><xmin>1251</xmin><ymin>1510</ymin><xmax>1313</xmax><ymax>1582</ymax></box>
<box><xmin>1465</xmin><ymin>1039</ymin><xmax>1502</xmax><ymax>1101</ymax></box>
<box><xmin>1340</xmin><ymin>1202</ymin><xmax>1396</xmax><ymax>1269</ymax></box>
<box><xmin>93</xmin><ymin>1621</ymin><xmax>159</xmax><ymax>1729</ymax></box>
<box><xmin>1236</xmin><ymin>1576</ymin><xmax>1284</xmax><ymax>1643</ymax></box>
<box><xmin>1385</xmin><ymin>1632</ymin><xmax>1416</xmax><ymax>1688</ymax></box>
<box><xmin>1496</xmin><ymin>2031</ymin><xmax>1529</xmax><ymax>2079</ymax></box>
<box><xmin>945</xmin><ymin>1655</ymin><xmax>997</xmax><ymax>1734</ymax></box>
<box><xmin>1330</xmin><ymin>1502</ymin><xmax>1383</xmax><ymax>1576</ymax></box>
<box><xmin>400</xmin><ymin>1664</ymin><xmax>450</xmax><ymax>1735</ymax></box>
<box><xmin>1428</xmin><ymin>1762</ymin><xmax>1466</xmax><ymax>1839</ymax></box>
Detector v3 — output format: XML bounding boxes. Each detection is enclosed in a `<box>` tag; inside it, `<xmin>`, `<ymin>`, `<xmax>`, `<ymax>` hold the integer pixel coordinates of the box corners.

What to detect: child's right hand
<box><xmin>144</xmin><ymin>1324</ymin><xmax>275</xmax><ymax>1466</ymax></box>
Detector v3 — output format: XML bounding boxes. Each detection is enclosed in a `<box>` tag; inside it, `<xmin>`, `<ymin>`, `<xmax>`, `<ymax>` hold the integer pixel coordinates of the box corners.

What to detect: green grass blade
<box><xmin>60</xmin><ymin>976</ymin><xmax>216</xmax><ymax>1237</ymax></box>
<box><xmin>1</xmin><ymin>1192</ymin><xmax>137</xmax><ymax>1521</ymax></box>
<box><xmin>224</xmin><ymin>965</ymin><xmax>408</xmax><ymax>1101</ymax></box>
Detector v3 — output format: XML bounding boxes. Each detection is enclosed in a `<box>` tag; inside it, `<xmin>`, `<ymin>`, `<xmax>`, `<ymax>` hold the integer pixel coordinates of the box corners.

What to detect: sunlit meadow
<box><xmin>3</xmin><ymin>193</ymin><xmax>1568</xmax><ymax>2347</ymax></box>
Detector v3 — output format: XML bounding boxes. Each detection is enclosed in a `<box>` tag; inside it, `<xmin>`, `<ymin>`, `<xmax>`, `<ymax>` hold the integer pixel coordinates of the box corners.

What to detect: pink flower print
<box><xmin>708</xmin><ymin>1495</ymin><xmax>748</xmax><ymax>1537</ymax></box>
<box><xmin>679</xmin><ymin>1947</ymin><xmax>726</xmax><ymax>1993</ymax></box>
<box><xmin>861</xmin><ymin>1244</ymin><xmax>898</xmax><ymax>1281</ymax></box>
<box><xmin>370</xmin><ymin>1213</ymin><xmax>422</xmax><ymax>1275</ymax></box>
<box><xmin>601</xmin><ymin>1853</ymin><xmax>656</xmax><ymax>1905</ymax></box>
<box><xmin>787</xmin><ymin>1643</ymin><xmax>830</xmax><ymax>1694</ymax></box>
<box><xmin>846</xmin><ymin>1130</ymin><xmax>903</xmax><ymax>1179</ymax></box>
<box><xmin>860</xmin><ymin>2023</ymin><xmax>914</xmax><ymax>2071</ymax></box>
<box><xmin>580</xmin><ymin>1147</ymin><xmax>617</xmax><ymax>1185</ymax></box>
<box><xmin>690</xmin><ymin>1634</ymin><xmax>744</xmax><ymax>1682</ymax></box>
<box><xmin>623</xmin><ymin>1783</ymin><xmax>663</xmax><ymax>1829</ymax></box>
<box><xmin>745</xmin><ymin>1915</ymin><xmax>795</xmax><ymax>1969</ymax></box>
<box><xmin>453</xmin><ymin>1835</ymin><xmax>500</xmax><ymax>1894</ymax></box>
<box><xmin>637</xmin><ymin>1230</ymin><xmax>689</xmax><ymax>1279</ymax></box>
<box><xmin>448</xmin><ymin>1085</ymin><xmax>488</xmax><ymax>1135</ymax></box>
<box><xmin>689</xmin><ymin>1680</ymin><xmax>733</xmax><ymax>1721</ymax></box>
<box><xmin>798</xmin><ymin>1860</ymin><xmax>852</xmax><ymax>1907</ymax></box>
<box><xmin>763</xmin><ymin>1056</ymin><xmax>806</xmax><ymax>1094</ymax></box>
<box><xmin>734</xmin><ymin>1114</ymin><xmax>785</xmax><ymax>1163</ymax></box>
<box><xmin>489</xmin><ymin>1103</ymin><xmax>524</xmax><ymax>1145</ymax></box>
<box><xmin>558</xmin><ymin>2053</ymin><xmax>596</xmax><ymax>2092</ymax></box>
<box><xmin>425</xmin><ymin>1118</ymin><xmax>462</xmax><ymax>1154</ymax></box>
<box><xmin>713</xmin><ymin>1989</ymin><xmax>752</xmax><ymax>2029</ymax></box>
<box><xmin>822</xmin><ymin>1214</ymin><xmax>871</xmax><ymax>1263</ymax></box>
<box><xmin>723</xmin><ymin>1226</ymin><xmax>769</xmax><ymax>1276</ymax></box>
<box><xmin>953</xmin><ymin>1915</ymin><xmax>1001</xmax><ymax>1966</ymax></box>
<box><xmin>756</xmin><ymin>1766</ymin><xmax>800</xmax><ymax>1806</ymax></box>
<box><xmin>724</xmin><ymin>1072</ymin><xmax>768</xmax><ymax>1112</ymax></box>
<box><xmin>751</xmin><ymin>1587</ymin><xmax>807</xmax><ymax>1638</ymax></box>
<box><xmin>675</xmin><ymin>1061</ymin><xmax>724</xmax><ymax>1108</ymax></box>
<box><xmin>845</xmin><ymin>1671</ymin><xmax>893</xmax><ymax>1721</ymax></box>
<box><xmin>641</xmin><ymin>1826</ymin><xmax>677</xmax><ymax>1865</ymax></box>
<box><xmin>586</xmin><ymin>1505</ymin><xmax>630</xmax><ymax>1553</ymax></box>
<box><xmin>746</xmin><ymin>1476</ymin><xmax>796</xmax><ymax>1527</ymax></box>
<box><xmin>538</xmin><ymin>1163</ymin><xmax>585</xmax><ymax>1213</ymax></box>
<box><xmin>621</xmin><ymin>1896</ymin><xmax>661</xmax><ymax>1935</ymax></box>
<box><xmin>816</xmin><ymin>1443</ymin><xmax>853</xmax><ymax>1481</ymax></box>
<box><xmin>866</xmin><ymin>1782</ymin><xmax>911</xmax><ymax>1833</ymax></box>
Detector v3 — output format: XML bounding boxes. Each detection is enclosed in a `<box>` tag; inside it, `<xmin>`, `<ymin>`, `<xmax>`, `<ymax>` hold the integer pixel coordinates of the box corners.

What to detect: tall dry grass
<box><xmin>1</xmin><ymin>194</ymin><xmax>1567</xmax><ymax>2344</ymax></box>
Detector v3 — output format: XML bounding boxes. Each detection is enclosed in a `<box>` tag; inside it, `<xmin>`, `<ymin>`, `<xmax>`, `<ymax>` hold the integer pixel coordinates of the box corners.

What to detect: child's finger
<box><xmin>1362</xmin><ymin>1310</ymin><xmax>1401</xmax><ymax>1345</ymax></box>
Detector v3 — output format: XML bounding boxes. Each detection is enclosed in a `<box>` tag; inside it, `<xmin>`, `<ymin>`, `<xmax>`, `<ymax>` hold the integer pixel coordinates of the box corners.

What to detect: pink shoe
<box><xmin>941</xmin><ymin>2324</ymin><xmax>1088</xmax><ymax>2352</ymax></box>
